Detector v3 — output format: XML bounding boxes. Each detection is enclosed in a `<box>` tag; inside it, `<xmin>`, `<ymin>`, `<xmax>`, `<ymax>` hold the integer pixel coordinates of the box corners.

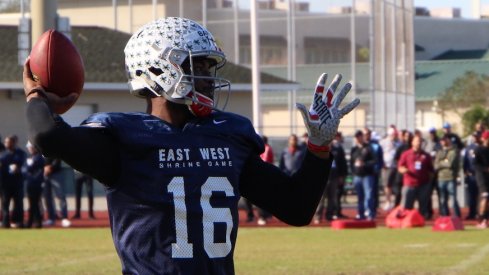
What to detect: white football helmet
<box><xmin>124</xmin><ymin>17</ymin><xmax>231</xmax><ymax>117</ymax></box>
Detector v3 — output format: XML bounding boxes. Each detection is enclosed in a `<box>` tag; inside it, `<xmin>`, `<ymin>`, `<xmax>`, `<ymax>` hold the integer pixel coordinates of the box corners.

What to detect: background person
<box><xmin>0</xmin><ymin>135</ymin><xmax>26</xmax><ymax>228</ymax></box>
<box><xmin>434</xmin><ymin>134</ymin><xmax>461</xmax><ymax>218</ymax></box>
<box><xmin>397</xmin><ymin>135</ymin><xmax>434</xmax><ymax>219</ymax></box>
<box><xmin>255</xmin><ymin>135</ymin><xmax>274</xmax><ymax>225</ymax></box>
<box><xmin>474</xmin><ymin>130</ymin><xmax>489</xmax><ymax>228</ymax></box>
<box><xmin>424</xmin><ymin>127</ymin><xmax>441</xmax><ymax>220</ymax></box>
<box><xmin>393</xmin><ymin>130</ymin><xmax>413</xmax><ymax>207</ymax></box>
<box><xmin>363</xmin><ymin>128</ymin><xmax>384</xmax><ymax>213</ymax></box>
<box><xmin>463</xmin><ymin>131</ymin><xmax>481</xmax><ymax>220</ymax></box>
<box><xmin>279</xmin><ymin>134</ymin><xmax>306</xmax><ymax>176</ymax></box>
<box><xmin>22</xmin><ymin>142</ymin><xmax>45</xmax><ymax>228</ymax></box>
<box><xmin>380</xmin><ymin>126</ymin><xmax>400</xmax><ymax>211</ymax></box>
<box><xmin>350</xmin><ymin>130</ymin><xmax>376</xmax><ymax>220</ymax></box>
<box><xmin>72</xmin><ymin>170</ymin><xmax>95</xmax><ymax>219</ymax></box>
<box><xmin>314</xmin><ymin>131</ymin><xmax>348</xmax><ymax>223</ymax></box>
<box><xmin>442</xmin><ymin>122</ymin><xmax>463</xmax><ymax>150</ymax></box>
<box><xmin>43</xmin><ymin>158</ymin><xmax>71</xmax><ymax>227</ymax></box>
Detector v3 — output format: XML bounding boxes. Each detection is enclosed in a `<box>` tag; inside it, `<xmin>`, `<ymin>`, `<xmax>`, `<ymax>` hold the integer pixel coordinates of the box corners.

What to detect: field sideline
<box><xmin>0</xmin><ymin>227</ymin><xmax>488</xmax><ymax>274</ymax></box>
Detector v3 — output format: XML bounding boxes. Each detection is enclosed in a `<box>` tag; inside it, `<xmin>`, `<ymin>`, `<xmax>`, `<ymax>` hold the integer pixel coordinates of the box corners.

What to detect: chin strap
<box><xmin>187</xmin><ymin>91</ymin><xmax>213</xmax><ymax>117</ymax></box>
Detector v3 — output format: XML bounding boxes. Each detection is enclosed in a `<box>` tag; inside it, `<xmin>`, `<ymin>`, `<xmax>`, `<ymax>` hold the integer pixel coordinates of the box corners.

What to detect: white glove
<box><xmin>296</xmin><ymin>73</ymin><xmax>360</xmax><ymax>151</ymax></box>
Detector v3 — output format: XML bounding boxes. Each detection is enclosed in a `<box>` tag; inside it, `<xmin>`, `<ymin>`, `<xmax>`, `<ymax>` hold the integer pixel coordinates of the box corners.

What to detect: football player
<box><xmin>23</xmin><ymin>17</ymin><xmax>359</xmax><ymax>274</ymax></box>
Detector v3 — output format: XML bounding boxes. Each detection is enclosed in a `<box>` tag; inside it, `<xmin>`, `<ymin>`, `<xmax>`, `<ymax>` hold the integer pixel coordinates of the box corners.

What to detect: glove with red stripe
<box><xmin>296</xmin><ymin>73</ymin><xmax>360</xmax><ymax>153</ymax></box>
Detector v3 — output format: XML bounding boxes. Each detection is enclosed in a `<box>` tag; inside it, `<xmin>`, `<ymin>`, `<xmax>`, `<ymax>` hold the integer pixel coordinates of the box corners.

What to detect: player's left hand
<box><xmin>296</xmin><ymin>73</ymin><xmax>360</xmax><ymax>153</ymax></box>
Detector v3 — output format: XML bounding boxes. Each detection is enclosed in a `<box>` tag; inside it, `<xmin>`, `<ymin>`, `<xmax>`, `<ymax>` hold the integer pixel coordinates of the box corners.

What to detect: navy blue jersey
<box><xmin>22</xmin><ymin>153</ymin><xmax>45</xmax><ymax>187</ymax></box>
<box><xmin>0</xmin><ymin>148</ymin><xmax>26</xmax><ymax>185</ymax></box>
<box><xmin>27</xmin><ymin>98</ymin><xmax>333</xmax><ymax>274</ymax></box>
<box><xmin>81</xmin><ymin>111</ymin><xmax>263</xmax><ymax>275</ymax></box>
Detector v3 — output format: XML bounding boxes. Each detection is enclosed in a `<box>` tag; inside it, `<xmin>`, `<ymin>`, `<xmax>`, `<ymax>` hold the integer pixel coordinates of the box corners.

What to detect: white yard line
<box><xmin>445</xmin><ymin>243</ymin><xmax>489</xmax><ymax>274</ymax></box>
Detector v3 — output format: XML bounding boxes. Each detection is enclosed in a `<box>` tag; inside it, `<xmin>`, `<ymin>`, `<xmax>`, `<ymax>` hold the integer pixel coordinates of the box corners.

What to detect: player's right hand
<box><xmin>23</xmin><ymin>57</ymin><xmax>79</xmax><ymax>114</ymax></box>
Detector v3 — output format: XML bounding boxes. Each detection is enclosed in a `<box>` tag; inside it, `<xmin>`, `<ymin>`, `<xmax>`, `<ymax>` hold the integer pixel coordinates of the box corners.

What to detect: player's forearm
<box><xmin>240</xmin><ymin>152</ymin><xmax>332</xmax><ymax>226</ymax></box>
<box><xmin>26</xmin><ymin>98</ymin><xmax>119</xmax><ymax>185</ymax></box>
<box><xmin>280</xmin><ymin>152</ymin><xmax>332</xmax><ymax>225</ymax></box>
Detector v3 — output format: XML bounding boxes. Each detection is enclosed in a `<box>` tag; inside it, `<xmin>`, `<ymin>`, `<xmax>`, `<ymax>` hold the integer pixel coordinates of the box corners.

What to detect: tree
<box><xmin>357</xmin><ymin>47</ymin><xmax>369</xmax><ymax>62</ymax></box>
<box><xmin>438</xmin><ymin>71</ymin><xmax>489</xmax><ymax>117</ymax></box>
<box><xmin>462</xmin><ymin>105</ymin><xmax>489</xmax><ymax>136</ymax></box>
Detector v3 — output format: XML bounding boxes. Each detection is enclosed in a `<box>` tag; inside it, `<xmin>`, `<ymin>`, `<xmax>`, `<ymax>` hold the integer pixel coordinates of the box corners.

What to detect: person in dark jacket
<box><xmin>463</xmin><ymin>131</ymin><xmax>481</xmax><ymax>220</ymax></box>
<box><xmin>279</xmin><ymin>134</ymin><xmax>306</xmax><ymax>176</ymax></box>
<box><xmin>314</xmin><ymin>132</ymin><xmax>348</xmax><ymax>223</ymax></box>
<box><xmin>0</xmin><ymin>135</ymin><xmax>26</xmax><ymax>228</ymax></box>
<box><xmin>474</xmin><ymin>130</ymin><xmax>489</xmax><ymax>229</ymax></box>
<box><xmin>350</xmin><ymin>130</ymin><xmax>376</xmax><ymax>220</ymax></box>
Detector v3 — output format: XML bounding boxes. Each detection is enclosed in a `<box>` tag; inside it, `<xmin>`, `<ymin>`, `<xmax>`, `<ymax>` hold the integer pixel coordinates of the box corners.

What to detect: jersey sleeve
<box><xmin>239</xmin><ymin>151</ymin><xmax>332</xmax><ymax>226</ymax></box>
<box><xmin>26</xmin><ymin>98</ymin><xmax>120</xmax><ymax>185</ymax></box>
<box><xmin>81</xmin><ymin>112</ymin><xmax>120</xmax><ymax>130</ymax></box>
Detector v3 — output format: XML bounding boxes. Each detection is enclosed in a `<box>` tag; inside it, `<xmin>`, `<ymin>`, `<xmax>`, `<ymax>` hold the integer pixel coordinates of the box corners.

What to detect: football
<box><xmin>29</xmin><ymin>29</ymin><xmax>85</xmax><ymax>113</ymax></box>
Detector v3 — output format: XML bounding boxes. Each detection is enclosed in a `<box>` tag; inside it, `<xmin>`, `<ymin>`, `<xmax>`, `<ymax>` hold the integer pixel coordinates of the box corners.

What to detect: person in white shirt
<box><xmin>379</xmin><ymin>126</ymin><xmax>401</xmax><ymax>211</ymax></box>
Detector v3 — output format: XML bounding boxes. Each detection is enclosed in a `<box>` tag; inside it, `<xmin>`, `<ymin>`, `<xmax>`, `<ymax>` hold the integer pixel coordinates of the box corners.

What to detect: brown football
<box><xmin>30</xmin><ymin>29</ymin><xmax>85</xmax><ymax>114</ymax></box>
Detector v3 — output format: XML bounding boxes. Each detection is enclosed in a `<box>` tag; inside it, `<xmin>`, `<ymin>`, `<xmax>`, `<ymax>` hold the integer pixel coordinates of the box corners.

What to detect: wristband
<box><xmin>307</xmin><ymin>141</ymin><xmax>330</xmax><ymax>153</ymax></box>
<box><xmin>26</xmin><ymin>88</ymin><xmax>47</xmax><ymax>102</ymax></box>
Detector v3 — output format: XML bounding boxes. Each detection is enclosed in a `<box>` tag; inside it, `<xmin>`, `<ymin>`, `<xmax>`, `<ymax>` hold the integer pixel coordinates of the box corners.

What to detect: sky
<box><xmin>237</xmin><ymin>1</ymin><xmax>489</xmax><ymax>19</ymax></box>
<box><xmin>304</xmin><ymin>0</ymin><xmax>489</xmax><ymax>19</ymax></box>
<box><xmin>413</xmin><ymin>0</ymin><xmax>472</xmax><ymax>17</ymax></box>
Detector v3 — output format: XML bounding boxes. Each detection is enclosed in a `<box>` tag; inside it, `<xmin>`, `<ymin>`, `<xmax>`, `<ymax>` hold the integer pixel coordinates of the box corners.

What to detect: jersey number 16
<box><xmin>168</xmin><ymin>176</ymin><xmax>234</xmax><ymax>259</ymax></box>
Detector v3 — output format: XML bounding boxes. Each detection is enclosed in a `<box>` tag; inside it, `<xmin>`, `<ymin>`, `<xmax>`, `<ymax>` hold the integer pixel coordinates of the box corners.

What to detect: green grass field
<box><xmin>0</xmin><ymin>226</ymin><xmax>488</xmax><ymax>274</ymax></box>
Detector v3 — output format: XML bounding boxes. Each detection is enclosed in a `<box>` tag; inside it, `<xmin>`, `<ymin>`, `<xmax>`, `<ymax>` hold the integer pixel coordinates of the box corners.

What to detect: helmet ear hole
<box><xmin>181</xmin><ymin>58</ymin><xmax>191</xmax><ymax>74</ymax></box>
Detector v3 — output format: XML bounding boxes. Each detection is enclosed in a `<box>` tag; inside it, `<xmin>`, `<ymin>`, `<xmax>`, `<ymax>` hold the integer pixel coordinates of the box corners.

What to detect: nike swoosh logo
<box><xmin>213</xmin><ymin>119</ymin><xmax>227</xmax><ymax>124</ymax></box>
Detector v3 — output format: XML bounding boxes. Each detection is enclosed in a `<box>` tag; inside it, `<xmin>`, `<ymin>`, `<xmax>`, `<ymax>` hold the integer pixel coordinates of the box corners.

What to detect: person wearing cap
<box><xmin>398</xmin><ymin>135</ymin><xmax>434</xmax><ymax>219</ymax></box>
<box><xmin>442</xmin><ymin>122</ymin><xmax>463</xmax><ymax>150</ymax></box>
<box><xmin>379</xmin><ymin>126</ymin><xmax>401</xmax><ymax>211</ymax></box>
<box><xmin>350</xmin><ymin>130</ymin><xmax>376</xmax><ymax>220</ymax></box>
<box><xmin>424</xmin><ymin>127</ymin><xmax>441</xmax><ymax>157</ymax></box>
<box><xmin>22</xmin><ymin>142</ymin><xmax>45</xmax><ymax>228</ymax></box>
<box><xmin>474</xmin><ymin>130</ymin><xmax>489</xmax><ymax>228</ymax></box>
<box><xmin>434</xmin><ymin>134</ymin><xmax>461</xmax><ymax>218</ymax></box>
<box><xmin>463</xmin><ymin>131</ymin><xmax>481</xmax><ymax>220</ymax></box>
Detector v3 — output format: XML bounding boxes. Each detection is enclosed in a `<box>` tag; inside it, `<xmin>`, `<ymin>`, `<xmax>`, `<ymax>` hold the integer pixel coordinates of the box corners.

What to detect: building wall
<box><xmin>56</xmin><ymin>0</ymin><xmax>202</xmax><ymax>33</ymax></box>
<box><xmin>0</xmin><ymin>91</ymin><xmax>27</xmax><ymax>144</ymax></box>
<box><xmin>415</xmin><ymin>101</ymin><xmax>465</xmax><ymax>134</ymax></box>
